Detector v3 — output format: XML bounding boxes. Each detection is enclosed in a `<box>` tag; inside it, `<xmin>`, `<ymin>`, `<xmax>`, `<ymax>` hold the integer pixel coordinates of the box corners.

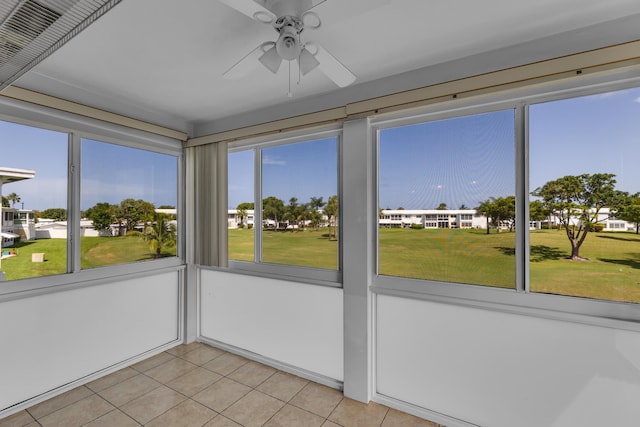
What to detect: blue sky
<box><xmin>228</xmin><ymin>137</ymin><xmax>338</xmax><ymax>209</ymax></box>
<box><xmin>3</xmin><ymin>87</ymin><xmax>640</xmax><ymax>213</ymax></box>
<box><xmin>0</xmin><ymin>121</ymin><xmax>177</xmax><ymax>211</ymax></box>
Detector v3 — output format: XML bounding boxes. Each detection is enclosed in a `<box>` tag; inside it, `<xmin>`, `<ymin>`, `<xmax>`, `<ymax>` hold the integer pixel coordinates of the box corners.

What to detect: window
<box><xmin>529</xmin><ymin>87</ymin><xmax>640</xmax><ymax>303</ymax></box>
<box><xmin>81</xmin><ymin>139</ymin><xmax>178</xmax><ymax>269</ymax></box>
<box><xmin>0</xmin><ymin>119</ymin><xmax>67</xmax><ymax>281</ymax></box>
<box><xmin>377</xmin><ymin>110</ymin><xmax>516</xmax><ymax>288</ymax></box>
<box><xmin>228</xmin><ymin>134</ymin><xmax>340</xmax><ymax>279</ymax></box>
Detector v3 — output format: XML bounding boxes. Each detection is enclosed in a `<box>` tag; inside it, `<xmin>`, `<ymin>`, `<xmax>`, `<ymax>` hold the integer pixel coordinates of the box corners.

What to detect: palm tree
<box><xmin>144</xmin><ymin>213</ymin><xmax>176</xmax><ymax>258</ymax></box>
<box><xmin>7</xmin><ymin>192</ymin><xmax>20</xmax><ymax>208</ymax></box>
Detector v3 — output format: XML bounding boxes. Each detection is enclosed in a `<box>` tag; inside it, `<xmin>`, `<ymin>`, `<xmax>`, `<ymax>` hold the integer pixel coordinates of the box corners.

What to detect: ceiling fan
<box><xmin>219</xmin><ymin>0</ymin><xmax>356</xmax><ymax>90</ymax></box>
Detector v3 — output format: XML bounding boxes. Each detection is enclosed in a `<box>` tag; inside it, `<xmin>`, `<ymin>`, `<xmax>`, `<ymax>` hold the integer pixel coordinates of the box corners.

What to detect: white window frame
<box><xmin>0</xmin><ymin>96</ymin><xmax>185</xmax><ymax>300</ymax></box>
<box><xmin>370</xmin><ymin>67</ymin><xmax>640</xmax><ymax>331</ymax></box>
<box><xmin>227</xmin><ymin>125</ymin><xmax>343</xmax><ymax>288</ymax></box>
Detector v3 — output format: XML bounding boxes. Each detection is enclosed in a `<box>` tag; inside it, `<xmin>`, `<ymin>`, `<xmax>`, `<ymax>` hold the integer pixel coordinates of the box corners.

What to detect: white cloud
<box><xmin>262</xmin><ymin>155</ymin><xmax>286</xmax><ymax>165</ymax></box>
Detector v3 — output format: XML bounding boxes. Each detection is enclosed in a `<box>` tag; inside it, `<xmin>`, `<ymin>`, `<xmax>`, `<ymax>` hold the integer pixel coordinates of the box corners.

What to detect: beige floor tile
<box><xmin>222</xmin><ymin>390</ymin><xmax>285</xmax><ymax>427</ymax></box>
<box><xmin>180</xmin><ymin>345</ymin><xmax>226</xmax><ymax>366</ymax></box>
<box><xmin>83</xmin><ymin>409</ymin><xmax>140</xmax><ymax>427</ymax></box>
<box><xmin>23</xmin><ymin>423</ymin><xmax>39</xmax><ymax>427</ymax></box>
<box><xmin>203</xmin><ymin>415</ymin><xmax>242</xmax><ymax>427</ymax></box>
<box><xmin>192</xmin><ymin>378</ymin><xmax>251</xmax><ymax>413</ymax></box>
<box><xmin>0</xmin><ymin>410</ymin><xmax>35</xmax><ymax>427</ymax></box>
<box><xmin>27</xmin><ymin>386</ymin><xmax>93</xmax><ymax>419</ymax></box>
<box><xmin>321</xmin><ymin>421</ymin><xmax>342</xmax><ymax>427</ymax></box>
<box><xmin>119</xmin><ymin>386</ymin><xmax>185</xmax><ymax>425</ymax></box>
<box><xmin>144</xmin><ymin>358</ymin><xmax>198</xmax><ymax>384</ymax></box>
<box><xmin>328</xmin><ymin>398</ymin><xmax>389</xmax><ymax>427</ymax></box>
<box><xmin>38</xmin><ymin>394</ymin><xmax>114</xmax><ymax>427</ymax></box>
<box><xmin>98</xmin><ymin>374</ymin><xmax>161</xmax><ymax>407</ymax></box>
<box><xmin>257</xmin><ymin>371</ymin><xmax>309</xmax><ymax>402</ymax></box>
<box><xmin>86</xmin><ymin>367</ymin><xmax>139</xmax><ymax>393</ymax></box>
<box><xmin>227</xmin><ymin>361</ymin><xmax>276</xmax><ymax>388</ymax></box>
<box><xmin>202</xmin><ymin>353</ymin><xmax>249</xmax><ymax>376</ymax></box>
<box><xmin>145</xmin><ymin>399</ymin><xmax>217</xmax><ymax>427</ymax></box>
<box><xmin>289</xmin><ymin>382</ymin><xmax>343</xmax><ymax>418</ymax></box>
<box><xmin>264</xmin><ymin>404</ymin><xmax>325</xmax><ymax>427</ymax></box>
<box><xmin>381</xmin><ymin>409</ymin><xmax>441</xmax><ymax>427</ymax></box>
<box><xmin>166</xmin><ymin>367</ymin><xmax>222</xmax><ymax>397</ymax></box>
<box><xmin>166</xmin><ymin>342</ymin><xmax>204</xmax><ymax>357</ymax></box>
<box><xmin>130</xmin><ymin>352</ymin><xmax>175</xmax><ymax>373</ymax></box>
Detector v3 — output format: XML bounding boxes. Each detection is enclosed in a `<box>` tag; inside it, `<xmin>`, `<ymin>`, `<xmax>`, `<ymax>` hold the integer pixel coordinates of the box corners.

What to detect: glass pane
<box><xmin>0</xmin><ymin>120</ymin><xmax>68</xmax><ymax>281</ymax></box>
<box><xmin>81</xmin><ymin>139</ymin><xmax>178</xmax><ymax>269</ymax></box>
<box><xmin>529</xmin><ymin>87</ymin><xmax>640</xmax><ymax>303</ymax></box>
<box><xmin>378</xmin><ymin>110</ymin><xmax>516</xmax><ymax>288</ymax></box>
<box><xmin>261</xmin><ymin>137</ymin><xmax>338</xmax><ymax>270</ymax></box>
<box><xmin>228</xmin><ymin>150</ymin><xmax>255</xmax><ymax>261</ymax></box>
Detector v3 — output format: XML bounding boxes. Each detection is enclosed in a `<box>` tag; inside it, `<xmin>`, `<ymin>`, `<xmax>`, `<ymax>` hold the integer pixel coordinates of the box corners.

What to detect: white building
<box><xmin>379</xmin><ymin>209</ymin><xmax>486</xmax><ymax>229</ymax></box>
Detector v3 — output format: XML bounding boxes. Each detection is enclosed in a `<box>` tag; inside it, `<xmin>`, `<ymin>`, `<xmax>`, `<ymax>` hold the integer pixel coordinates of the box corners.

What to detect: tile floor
<box><xmin>0</xmin><ymin>342</ymin><xmax>442</xmax><ymax>427</ymax></box>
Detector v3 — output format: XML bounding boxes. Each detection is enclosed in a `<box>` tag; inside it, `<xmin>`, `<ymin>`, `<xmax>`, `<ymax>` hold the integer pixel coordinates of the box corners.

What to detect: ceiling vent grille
<box><xmin>0</xmin><ymin>0</ymin><xmax>122</xmax><ymax>91</ymax></box>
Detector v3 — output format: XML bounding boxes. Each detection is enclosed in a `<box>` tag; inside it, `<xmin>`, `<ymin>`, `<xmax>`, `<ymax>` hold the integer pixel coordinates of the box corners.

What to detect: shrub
<box><xmin>238</xmin><ymin>223</ymin><xmax>245</xmax><ymax>229</ymax></box>
<box><xmin>247</xmin><ymin>223</ymin><xmax>253</xmax><ymax>229</ymax></box>
<box><xmin>410</xmin><ymin>223</ymin><xmax>423</xmax><ymax>230</ymax></box>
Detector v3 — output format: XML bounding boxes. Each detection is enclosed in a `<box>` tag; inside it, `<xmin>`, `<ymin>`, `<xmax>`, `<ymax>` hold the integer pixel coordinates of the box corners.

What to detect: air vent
<box><xmin>0</xmin><ymin>1</ymin><xmax>62</xmax><ymax>65</ymax></box>
<box><xmin>0</xmin><ymin>0</ymin><xmax>123</xmax><ymax>91</ymax></box>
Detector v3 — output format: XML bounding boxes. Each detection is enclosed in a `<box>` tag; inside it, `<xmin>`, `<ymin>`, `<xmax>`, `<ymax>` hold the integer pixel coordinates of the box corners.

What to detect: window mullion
<box><xmin>254</xmin><ymin>147</ymin><xmax>263</xmax><ymax>263</ymax></box>
<box><xmin>68</xmin><ymin>132</ymin><xmax>81</xmax><ymax>273</ymax></box>
<box><xmin>515</xmin><ymin>103</ymin><xmax>528</xmax><ymax>293</ymax></box>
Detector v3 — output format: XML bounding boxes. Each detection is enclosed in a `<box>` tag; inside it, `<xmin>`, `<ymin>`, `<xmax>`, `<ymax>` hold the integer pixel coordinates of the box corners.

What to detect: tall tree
<box><xmin>6</xmin><ymin>192</ymin><xmax>20</xmax><ymax>208</ymax></box>
<box><xmin>618</xmin><ymin>193</ymin><xmax>640</xmax><ymax>234</ymax></box>
<box><xmin>144</xmin><ymin>213</ymin><xmax>176</xmax><ymax>258</ymax></box>
<box><xmin>84</xmin><ymin>202</ymin><xmax>115</xmax><ymax>232</ymax></box>
<box><xmin>1</xmin><ymin>196</ymin><xmax>9</xmax><ymax>208</ymax></box>
<box><xmin>262</xmin><ymin>196</ymin><xmax>285</xmax><ymax>230</ymax></box>
<box><xmin>116</xmin><ymin>198</ymin><xmax>156</xmax><ymax>233</ymax></box>
<box><xmin>476</xmin><ymin>198</ymin><xmax>495</xmax><ymax>234</ymax></box>
<box><xmin>324</xmin><ymin>195</ymin><xmax>339</xmax><ymax>240</ymax></box>
<box><xmin>532</xmin><ymin>173</ymin><xmax>626</xmax><ymax>260</ymax></box>
<box><xmin>436</xmin><ymin>202</ymin><xmax>448</xmax><ymax>210</ymax></box>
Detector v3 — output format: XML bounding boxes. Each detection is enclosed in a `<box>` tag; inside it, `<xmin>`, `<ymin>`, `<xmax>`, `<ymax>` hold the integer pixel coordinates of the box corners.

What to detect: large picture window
<box><xmin>0</xmin><ymin>120</ymin><xmax>68</xmax><ymax>281</ymax></box>
<box><xmin>81</xmin><ymin>139</ymin><xmax>178</xmax><ymax>269</ymax></box>
<box><xmin>529</xmin><ymin>87</ymin><xmax>640</xmax><ymax>303</ymax></box>
<box><xmin>228</xmin><ymin>134</ymin><xmax>339</xmax><ymax>276</ymax></box>
<box><xmin>377</xmin><ymin>110</ymin><xmax>516</xmax><ymax>288</ymax></box>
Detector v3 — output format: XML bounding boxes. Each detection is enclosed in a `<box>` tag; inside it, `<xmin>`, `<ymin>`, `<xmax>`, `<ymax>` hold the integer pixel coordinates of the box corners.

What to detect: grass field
<box><xmin>229</xmin><ymin>227</ymin><xmax>640</xmax><ymax>303</ymax></box>
<box><xmin>4</xmin><ymin>229</ymin><xmax>639</xmax><ymax>303</ymax></box>
<box><xmin>1</xmin><ymin>236</ymin><xmax>174</xmax><ymax>281</ymax></box>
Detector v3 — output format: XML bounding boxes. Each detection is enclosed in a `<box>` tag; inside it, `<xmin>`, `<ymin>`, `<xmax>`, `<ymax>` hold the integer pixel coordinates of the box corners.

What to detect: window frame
<box><xmin>370</xmin><ymin>70</ymin><xmax>640</xmax><ymax>331</ymax></box>
<box><xmin>0</xmin><ymin>97</ymin><xmax>184</xmax><ymax>299</ymax></box>
<box><xmin>227</xmin><ymin>125</ymin><xmax>343</xmax><ymax>288</ymax></box>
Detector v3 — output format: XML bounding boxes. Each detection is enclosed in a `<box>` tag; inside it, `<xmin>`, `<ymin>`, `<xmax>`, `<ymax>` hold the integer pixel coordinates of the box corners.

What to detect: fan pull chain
<box><xmin>287</xmin><ymin>61</ymin><xmax>292</xmax><ymax>98</ymax></box>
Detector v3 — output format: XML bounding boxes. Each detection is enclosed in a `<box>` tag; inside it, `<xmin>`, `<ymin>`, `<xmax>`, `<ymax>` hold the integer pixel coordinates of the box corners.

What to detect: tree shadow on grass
<box><xmin>596</xmin><ymin>234</ymin><xmax>640</xmax><ymax>243</ymax></box>
<box><xmin>598</xmin><ymin>254</ymin><xmax>640</xmax><ymax>270</ymax></box>
<box><xmin>495</xmin><ymin>245</ymin><xmax>566</xmax><ymax>262</ymax></box>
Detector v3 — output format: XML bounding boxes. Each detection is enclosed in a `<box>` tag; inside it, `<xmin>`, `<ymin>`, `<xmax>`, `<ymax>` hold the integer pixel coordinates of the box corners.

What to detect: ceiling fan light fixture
<box><xmin>259</xmin><ymin>45</ymin><xmax>282</xmax><ymax>73</ymax></box>
<box><xmin>275</xmin><ymin>25</ymin><xmax>301</xmax><ymax>60</ymax></box>
<box><xmin>299</xmin><ymin>47</ymin><xmax>320</xmax><ymax>75</ymax></box>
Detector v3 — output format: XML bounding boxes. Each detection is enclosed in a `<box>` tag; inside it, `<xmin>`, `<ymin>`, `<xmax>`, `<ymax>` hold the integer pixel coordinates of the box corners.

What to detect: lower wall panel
<box><xmin>376</xmin><ymin>294</ymin><xmax>640</xmax><ymax>427</ymax></box>
<box><xmin>199</xmin><ymin>270</ymin><xmax>343</xmax><ymax>381</ymax></box>
<box><xmin>0</xmin><ymin>271</ymin><xmax>180</xmax><ymax>412</ymax></box>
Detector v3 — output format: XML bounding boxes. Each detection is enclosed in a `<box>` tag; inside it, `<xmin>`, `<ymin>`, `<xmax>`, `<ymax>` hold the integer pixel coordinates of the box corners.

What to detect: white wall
<box><xmin>376</xmin><ymin>294</ymin><xmax>640</xmax><ymax>427</ymax></box>
<box><xmin>199</xmin><ymin>269</ymin><xmax>343</xmax><ymax>381</ymax></box>
<box><xmin>0</xmin><ymin>271</ymin><xmax>181</xmax><ymax>412</ymax></box>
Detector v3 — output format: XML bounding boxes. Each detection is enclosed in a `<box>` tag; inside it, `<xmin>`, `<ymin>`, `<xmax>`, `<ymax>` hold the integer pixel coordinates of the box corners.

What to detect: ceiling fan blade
<box><xmin>302</xmin><ymin>0</ymin><xmax>327</xmax><ymax>12</ymax></box>
<box><xmin>259</xmin><ymin>45</ymin><xmax>283</xmax><ymax>74</ymax></box>
<box><xmin>311</xmin><ymin>43</ymin><xmax>356</xmax><ymax>87</ymax></box>
<box><xmin>223</xmin><ymin>42</ymin><xmax>274</xmax><ymax>80</ymax></box>
<box><xmin>218</xmin><ymin>0</ymin><xmax>275</xmax><ymax>23</ymax></box>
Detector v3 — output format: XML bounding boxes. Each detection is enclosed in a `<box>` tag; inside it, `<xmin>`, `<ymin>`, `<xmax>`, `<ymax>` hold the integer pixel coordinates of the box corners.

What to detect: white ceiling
<box><xmin>12</xmin><ymin>0</ymin><xmax>640</xmax><ymax>136</ymax></box>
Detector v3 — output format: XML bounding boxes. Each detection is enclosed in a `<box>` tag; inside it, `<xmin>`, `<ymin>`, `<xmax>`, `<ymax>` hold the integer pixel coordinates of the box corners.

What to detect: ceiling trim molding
<box><xmin>0</xmin><ymin>85</ymin><xmax>188</xmax><ymax>141</ymax></box>
<box><xmin>187</xmin><ymin>40</ymin><xmax>640</xmax><ymax>147</ymax></box>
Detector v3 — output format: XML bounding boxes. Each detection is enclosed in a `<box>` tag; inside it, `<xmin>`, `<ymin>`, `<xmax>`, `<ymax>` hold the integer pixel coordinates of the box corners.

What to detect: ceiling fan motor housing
<box><xmin>274</xmin><ymin>15</ymin><xmax>303</xmax><ymax>60</ymax></box>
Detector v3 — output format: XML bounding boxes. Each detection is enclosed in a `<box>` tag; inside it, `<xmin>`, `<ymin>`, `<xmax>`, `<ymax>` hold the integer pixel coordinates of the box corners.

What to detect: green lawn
<box><xmin>5</xmin><ymin>228</ymin><xmax>639</xmax><ymax>304</ymax></box>
<box><xmin>229</xmin><ymin>228</ymin><xmax>338</xmax><ymax>269</ymax></box>
<box><xmin>1</xmin><ymin>236</ymin><xmax>174</xmax><ymax>281</ymax></box>
<box><xmin>230</xmin><ymin>227</ymin><xmax>640</xmax><ymax>303</ymax></box>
